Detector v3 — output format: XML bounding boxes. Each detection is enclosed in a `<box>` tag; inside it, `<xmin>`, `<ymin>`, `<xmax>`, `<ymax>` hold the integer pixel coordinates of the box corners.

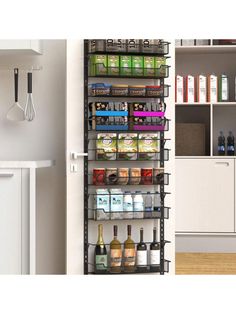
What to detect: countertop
<box><xmin>0</xmin><ymin>160</ymin><xmax>55</xmax><ymax>168</ymax></box>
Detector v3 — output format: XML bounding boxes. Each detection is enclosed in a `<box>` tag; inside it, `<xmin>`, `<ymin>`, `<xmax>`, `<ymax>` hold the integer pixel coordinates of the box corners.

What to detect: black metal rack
<box><xmin>84</xmin><ymin>39</ymin><xmax>171</xmax><ymax>275</ymax></box>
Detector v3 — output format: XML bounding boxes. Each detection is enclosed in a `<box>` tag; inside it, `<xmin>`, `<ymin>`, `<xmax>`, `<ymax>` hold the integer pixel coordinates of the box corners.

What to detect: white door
<box><xmin>176</xmin><ymin>158</ymin><xmax>234</xmax><ymax>233</ymax></box>
<box><xmin>0</xmin><ymin>169</ymin><xmax>22</xmax><ymax>274</ymax></box>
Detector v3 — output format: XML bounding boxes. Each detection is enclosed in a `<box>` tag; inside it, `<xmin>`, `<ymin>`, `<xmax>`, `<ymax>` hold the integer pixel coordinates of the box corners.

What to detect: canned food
<box><xmin>141</xmin><ymin>168</ymin><xmax>153</xmax><ymax>185</ymax></box>
<box><xmin>117</xmin><ymin>168</ymin><xmax>129</xmax><ymax>185</ymax></box>
<box><xmin>93</xmin><ymin>168</ymin><xmax>106</xmax><ymax>185</ymax></box>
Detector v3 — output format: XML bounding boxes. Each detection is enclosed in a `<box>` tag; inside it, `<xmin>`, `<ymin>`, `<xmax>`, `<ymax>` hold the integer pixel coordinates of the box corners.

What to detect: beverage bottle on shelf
<box><xmin>136</xmin><ymin>228</ymin><xmax>147</xmax><ymax>270</ymax></box>
<box><xmin>110</xmin><ymin>225</ymin><xmax>122</xmax><ymax>273</ymax></box>
<box><xmin>124</xmin><ymin>225</ymin><xmax>136</xmax><ymax>273</ymax></box>
<box><xmin>144</xmin><ymin>192</ymin><xmax>153</xmax><ymax>218</ymax></box>
<box><xmin>94</xmin><ymin>224</ymin><xmax>107</xmax><ymax>273</ymax></box>
<box><xmin>153</xmin><ymin>192</ymin><xmax>161</xmax><ymax>218</ymax></box>
<box><xmin>150</xmin><ymin>227</ymin><xmax>160</xmax><ymax>270</ymax></box>
<box><xmin>227</xmin><ymin>131</ymin><xmax>235</xmax><ymax>156</ymax></box>
<box><xmin>123</xmin><ymin>191</ymin><xmax>133</xmax><ymax>219</ymax></box>
<box><xmin>218</xmin><ymin>131</ymin><xmax>225</xmax><ymax>156</ymax></box>
<box><xmin>133</xmin><ymin>191</ymin><xmax>144</xmax><ymax>219</ymax></box>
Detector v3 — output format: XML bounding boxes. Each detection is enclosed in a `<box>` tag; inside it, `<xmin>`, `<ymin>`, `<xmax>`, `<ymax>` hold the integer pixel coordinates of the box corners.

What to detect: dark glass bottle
<box><xmin>136</xmin><ymin>228</ymin><xmax>147</xmax><ymax>271</ymax></box>
<box><xmin>227</xmin><ymin>131</ymin><xmax>235</xmax><ymax>156</ymax></box>
<box><xmin>150</xmin><ymin>227</ymin><xmax>160</xmax><ymax>271</ymax></box>
<box><xmin>218</xmin><ymin>131</ymin><xmax>225</xmax><ymax>155</ymax></box>
<box><xmin>94</xmin><ymin>224</ymin><xmax>107</xmax><ymax>273</ymax></box>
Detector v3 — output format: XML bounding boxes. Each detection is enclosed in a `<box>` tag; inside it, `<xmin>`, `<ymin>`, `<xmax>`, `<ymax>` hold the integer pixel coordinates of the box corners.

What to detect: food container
<box><xmin>127</xmin><ymin>39</ymin><xmax>140</xmax><ymax>52</ymax></box>
<box><xmin>117</xmin><ymin>168</ymin><xmax>129</xmax><ymax>185</ymax></box>
<box><xmin>153</xmin><ymin>168</ymin><xmax>164</xmax><ymax>184</ymax></box>
<box><xmin>110</xmin><ymin>188</ymin><xmax>123</xmax><ymax>219</ymax></box>
<box><xmin>130</xmin><ymin>168</ymin><xmax>141</xmax><ymax>185</ymax></box>
<box><xmin>106</xmin><ymin>168</ymin><xmax>118</xmax><ymax>185</ymax></box>
<box><xmin>93</xmin><ymin>168</ymin><xmax>106</xmax><ymax>185</ymax></box>
<box><xmin>129</xmin><ymin>85</ymin><xmax>146</xmax><ymax>97</ymax></box>
<box><xmin>105</xmin><ymin>39</ymin><xmax>127</xmax><ymax>52</ymax></box>
<box><xmin>141</xmin><ymin>39</ymin><xmax>162</xmax><ymax>53</ymax></box>
<box><xmin>111</xmin><ymin>84</ymin><xmax>129</xmax><ymax>96</ymax></box>
<box><xmin>138</xmin><ymin>133</ymin><xmax>159</xmax><ymax>160</ymax></box>
<box><xmin>146</xmin><ymin>85</ymin><xmax>163</xmax><ymax>97</ymax></box>
<box><xmin>89</xmin><ymin>40</ymin><xmax>105</xmax><ymax>53</ymax></box>
<box><xmin>95</xmin><ymin>189</ymin><xmax>110</xmax><ymax>220</ymax></box>
<box><xmin>96</xmin><ymin>133</ymin><xmax>117</xmax><ymax>160</ymax></box>
<box><xmin>141</xmin><ymin>168</ymin><xmax>153</xmax><ymax>185</ymax></box>
<box><xmin>118</xmin><ymin>133</ymin><xmax>138</xmax><ymax>160</ymax></box>
<box><xmin>90</xmin><ymin>83</ymin><xmax>111</xmax><ymax>96</ymax></box>
<box><xmin>89</xmin><ymin>55</ymin><xmax>107</xmax><ymax>76</ymax></box>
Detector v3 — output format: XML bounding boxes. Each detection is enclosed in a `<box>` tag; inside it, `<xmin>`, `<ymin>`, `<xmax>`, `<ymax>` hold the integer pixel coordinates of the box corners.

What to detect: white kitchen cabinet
<box><xmin>0</xmin><ymin>40</ymin><xmax>42</xmax><ymax>54</ymax></box>
<box><xmin>176</xmin><ymin>158</ymin><xmax>234</xmax><ymax>233</ymax></box>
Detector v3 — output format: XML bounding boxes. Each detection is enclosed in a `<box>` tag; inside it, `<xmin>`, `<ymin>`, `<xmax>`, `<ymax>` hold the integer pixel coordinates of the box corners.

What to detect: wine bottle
<box><xmin>150</xmin><ymin>227</ymin><xmax>160</xmax><ymax>271</ymax></box>
<box><xmin>110</xmin><ymin>225</ymin><xmax>122</xmax><ymax>273</ymax></box>
<box><xmin>124</xmin><ymin>225</ymin><xmax>136</xmax><ymax>273</ymax></box>
<box><xmin>136</xmin><ymin>228</ymin><xmax>147</xmax><ymax>270</ymax></box>
<box><xmin>95</xmin><ymin>224</ymin><xmax>107</xmax><ymax>273</ymax></box>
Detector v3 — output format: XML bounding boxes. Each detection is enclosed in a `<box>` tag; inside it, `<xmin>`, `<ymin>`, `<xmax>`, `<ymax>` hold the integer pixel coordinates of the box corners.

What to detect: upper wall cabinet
<box><xmin>0</xmin><ymin>40</ymin><xmax>42</xmax><ymax>55</ymax></box>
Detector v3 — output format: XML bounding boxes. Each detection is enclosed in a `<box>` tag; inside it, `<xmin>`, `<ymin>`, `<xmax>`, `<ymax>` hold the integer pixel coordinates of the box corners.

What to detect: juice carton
<box><xmin>120</xmin><ymin>55</ymin><xmax>132</xmax><ymax>76</ymax></box>
<box><xmin>110</xmin><ymin>188</ymin><xmax>123</xmax><ymax>219</ymax></box>
<box><xmin>185</xmin><ymin>75</ymin><xmax>195</xmax><ymax>103</ymax></box>
<box><xmin>132</xmin><ymin>56</ymin><xmax>144</xmax><ymax>76</ymax></box>
<box><xmin>208</xmin><ymin>74</ymin><xmax>218</xmax><ymax>102</ymax></box>
<box><xmin>96</xmin><ymin>133</ymin><xmax>117</xmax><ymax>160</ymax></box>
<box><xmin>107</xmin><ymin>55</ymin><xmax>119</xmax><ymax>76</ymax></box>
<box><xmin>118</xmin><ymin>133</ymin><xmax>138</xmax><ymax>160</ymax></box>
<box><xmin>138</xmin><ymin>133</ymin><xmax>159</xmax><ymax>160</ymax></box>
<box><xmin>144</xmin><ymin>56</ymin><xmax>155</xmax><ymax>76</ymax></box>
<box><xmin>175</xmin><ymin>75</ymin><xmax>184</xmax><ymax>103</ymax></box>
<box><xmin>155</xmin><ymin>57</ymin><xmax>166</xmax><ymax>77</ymax></box>
<box><xmin>90</xmin><ymin>54</ymin><xmax>107</xmax><ymax>76</ymax></box>
<box><xmin>96</xmin><ymin>189</ymin><xmax>110</xmax><ymax>220</ymax></box>
<box><xmin>196</xmin><ymin>75</ymin><xmax>207</xmax><ymax>103</ymax></box>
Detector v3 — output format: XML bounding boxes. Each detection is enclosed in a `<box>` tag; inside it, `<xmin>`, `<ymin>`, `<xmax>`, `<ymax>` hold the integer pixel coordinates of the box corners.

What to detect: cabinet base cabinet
<box><xmin>176</xmin><ymin>159</ymin><xmax>235</xmax><ymax>233</ymax></box>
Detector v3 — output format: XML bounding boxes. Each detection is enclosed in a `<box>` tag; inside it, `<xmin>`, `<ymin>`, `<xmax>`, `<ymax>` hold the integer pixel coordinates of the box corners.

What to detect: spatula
<box><xmin>6</xmin><ymin>68</ymin><xmax>25</xmax><ymax>121</ymax></box>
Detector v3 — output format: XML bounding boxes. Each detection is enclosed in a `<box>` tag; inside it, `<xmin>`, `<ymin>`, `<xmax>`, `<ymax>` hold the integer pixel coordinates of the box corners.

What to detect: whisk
<box><xmin>24</xmin><ymin>72</ymin><xmax>36</xmax><ymax>121</ymax></box>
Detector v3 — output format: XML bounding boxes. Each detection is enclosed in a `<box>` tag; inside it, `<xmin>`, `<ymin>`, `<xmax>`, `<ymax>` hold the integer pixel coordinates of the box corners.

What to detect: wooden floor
<box><xmin>176</xmin><ymin>253</ymin><xmax>236</xmax><ymax>275</ymax></box>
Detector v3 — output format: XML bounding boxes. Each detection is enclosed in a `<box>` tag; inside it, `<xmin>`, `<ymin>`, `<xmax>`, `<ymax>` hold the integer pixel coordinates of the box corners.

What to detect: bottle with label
<box><xmin>124</xmin><ymin>225</ymin><xmax>136</xmax><ymax>273</ymax></box>
<box><xmin>123</xmin><ymin>191</ymin><xmax>133</xmax><ymax>219</ymax></box>
<box><xmin>110</xmin><ymin>225</ymin><xmax>122</xmax><ymax>273</ymax></box>
<box><xmin>218</xmin><ymin>74</ymin><xmax>229</xmax><ymax>102</ymax></box>
<box><xmin>144</xmin><ymin>192</ymin><xmax>153</xmax><ymax>218</ymax></box>
<box><xmin>227</xmin><ymin>131</ymin><xmax>235</xmax><ymax>156</ymax></box>
<box><xmin>94</xmin><ymin>224</ymin><xmax>107</xmax><ymax>273</ymax></box>
<box><xmin>150</xmin><ymin>227</ymin><xmax>160</xmax><ymax>271</ymax></box>
<box><xmin>153</xmin><ymin>192</ymin><xmax>161</xmax><ymax>218</ymax></box>
<box><xmin>133</xmin><ymin>191</ymin><xmax>144</xmax><ymax>218</ymax></box>
<box><xmin>218</xmin><ymin>131</ymin><xmax>225</xmax><ymax>156</ymax></box>
<box><xmin>136</xmin><ymin>228</ymin><xmax>147</xmax><ymax>270</ymax></box>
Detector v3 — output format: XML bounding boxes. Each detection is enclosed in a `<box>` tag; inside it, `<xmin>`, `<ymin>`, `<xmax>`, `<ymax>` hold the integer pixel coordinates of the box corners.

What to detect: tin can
<box><xmin>106</xmin><ymin>168</ymin><xmax>118</xmax><ymax>185</ymax></box>
<box><xmin>93</xmin><ymin>168</ymin><xmax>106</xmax><ymax>185</ymax></box>
<box><xmin>117</xmin><ymin>168</ymin><xmax>129</xmax><ymax>185</ymax></box>
<box><xmin>153</xmin><ymin>168</ymin><xmax>164</xmax><ymax>184</ymax></box>
<box><xmin>129</xmin><ymin>168</ymin><xmax>141</xmax><ymax>185</ymax></box>
<box><xmin>141</xmin><ymin>168</ymin><xmax>153</xmax><ymax>185</ymax></box>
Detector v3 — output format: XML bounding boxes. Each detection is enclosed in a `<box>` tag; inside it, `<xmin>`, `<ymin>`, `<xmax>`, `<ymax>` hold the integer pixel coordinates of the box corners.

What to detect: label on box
<box><xmin>198</xmin><ymin>75</ymin><xmax>207</xmax><ymax>102</ymax></box>
<box><xmin>186</xmin><ymin>75</ymin><xmax>195</xmax><ymax>103</ymax></box>
<box><xmin>176</xmin><ymin>75</ymin><xmax>184</xmax><ymax>103</ymax></box>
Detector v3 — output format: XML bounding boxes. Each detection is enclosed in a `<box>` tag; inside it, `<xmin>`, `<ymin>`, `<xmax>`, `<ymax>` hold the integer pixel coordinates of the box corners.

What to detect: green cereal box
<box><xmin>120</xmin><ymin>55</ymin><xmax>132</xmax><ymax>76</ymax></box>
<box><xmin>96</xmin><ymin>133</ymin><xmax>117</xmax><ymax>160</ymax></box>
<box><xmin>138</xmin><ymin>133</ymin><xmax>159</xmax><ymax>160</ymax></box>
<box><xmin>90</xmin><ymin>55</ymin><xmax>107</xmax><ymax>76</ymax></box>
<box><xmin>118</xmin><ymin>133</ymin><xmax>138</xmax><ymax>160</ymax></box>
<box><xmin>107</xmin><ymin>55</ymin><xmax>120</xmax><ymax>76</ymax></box>
<box><xmin>144</xmin><ymin>56</ymin><xmax>155</xmax><ymax>77</ymax></box>
<box><xmin>155</xmin><ymin>57</ymin><xmax>166</xmax><ymax>77</ymax></box>
<box><xmin>131</xmin><ymin>56</ymin><xmax>144</xmax><ymax>76</ymax></box>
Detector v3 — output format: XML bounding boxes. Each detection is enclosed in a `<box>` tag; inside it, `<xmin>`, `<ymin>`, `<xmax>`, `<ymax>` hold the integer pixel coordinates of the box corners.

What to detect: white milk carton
<box><xmin>208</xmin><ymin>74</ymin><xmax>218</xmax><ymax>102</ymax></box>
<box><xmin>176</xmin><ymin>75</ymin><xmax>184</xmax><ymax>103</ymax></box>
<box><xmin>186</xmin><ymin>75</ymin><xmax>195</xmax><ymax>103</ymax></box>
<box><xmin>110</xmin><ymin>188</ymin><xmax>123</xmax><ymax>220</ymax></box>
<box><xmin>96</xmin><ymin>189</ymin><xmax>110</xmax><ymax>220</ymax></box>
<box><xmin>197</xmin><ymin>75</ymin><xmax>207</xmax><ymax>103</ymax></box>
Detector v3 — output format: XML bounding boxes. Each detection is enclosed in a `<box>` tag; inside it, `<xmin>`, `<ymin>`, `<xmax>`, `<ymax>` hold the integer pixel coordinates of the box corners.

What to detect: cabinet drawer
<box><xmin>176</xmin><ymin>159</ymin><xmax>235</xmax><ymax>233</ymax></box>
<box><xmin>0</xmin><ymin>169</ymin><xmax>22</xmax><ymax>274</ymax></box>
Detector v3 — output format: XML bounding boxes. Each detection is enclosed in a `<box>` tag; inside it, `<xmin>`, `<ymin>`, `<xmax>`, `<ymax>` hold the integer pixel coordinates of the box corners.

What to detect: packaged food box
<box><xmin>120</xmin><ymin>55</ymin><xmax>132</xmax><ymax>76</ymax></box>
<box><xmin>111</xmin><ymin>84</ymin><xmax>129</xmax><ymax>96</ymax></box>
<box><xmin>181</xmin><ymin>39</ymin><xmax>195</xmax><ymax>46</ymax></box>
<box><xmin>96</xmin><ymin>133</ymin><xmax>117</xmax><ymax>160</ymax></box>
<box><xmin>89</xmin><ymin>40</ymin><xmax>105</xmax><ymax>53</ymax></box>
<box><xmin>95</xmin><ymin>189</ymin><xmax>110</xmax><ymax>220</ymax></box>
<box><xmin>196</xmin><ymin>75</ymin><xmax>207</xmax><ymax>102</ymax></box>
<box><xmin>141</xmin><ymin>39</ymin><xmax>162</xmax><ymax>53</ymax></box>
<box><xmin>146</xmin><ymin>85</ymin><xmax>163</xmax><ymax>97</ymax></box>
<box><xmin>106</xmin><ymin>39</ymin><xmax>126</xmax><ymax>52</ymax></box>
<box><xmin>175</xmin><ymin>75</ymin><xmax>184</xmax><ymax>103</ymax></box>
<box><xmin>90</xmin><ymin>55</ymin><xmax>107</xmax><ymax>76</ymax></box>
<box><xmin>138</xmin><ymin>133</ymin><xmax>159</xmax><ymax>160</ymax></box>
<box><xmin>118</xmin><ymin>133</ymin><xmax>138</xmax><ymax>160</ymax></box>
<box><xmin>127</xmin><ymin>39</ymin><xmax>140</xmax><ymax>52</ymax></box>
<box><xmin>208</xmin><ymin>74</ymin><xmax>218</xmax><ymax>102</ymax></box>
<box><xmin>107</xmin><ymin>55</ymin><xmax>119</xmax><ymax>76</ymax></box>
<box><xmin>132</xmin><ymin>56</ymin><xmax>144</xmax><ymax>76</ymax></box>
<box><xmin>129</xmin><ymin>85</ymin><xmax>146</xmax><ymax>97</ymax></box>
<box><xmin>90</xmin><ymin>83</ymin><xmax>111</xmax><ymax>96</ymax></box>
<box><xmin>110</xmin><ymin>188</ymin><xmax>123</xmax><ymax>219</ymax></box>
<box><xmin>144</xmin><ymin>56</ymin><xmax>155</xmax><ymax>76</ymax></box>
<box><xmin>155</xmin><ymin>57</ymin><xmax>166</xmax><ymax>77</ymax></box>
<box><xmin>185</xmin><ymin>75</ymin><xmax>195</xmax><ymax>103</ymax></box>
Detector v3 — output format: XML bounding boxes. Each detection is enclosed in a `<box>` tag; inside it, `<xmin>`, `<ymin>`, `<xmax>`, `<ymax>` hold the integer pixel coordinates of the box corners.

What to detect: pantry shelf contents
<box><xmin>84</xmin><ymin>39</ymin><xmax>171</xmax><ymax>275</ymax></box>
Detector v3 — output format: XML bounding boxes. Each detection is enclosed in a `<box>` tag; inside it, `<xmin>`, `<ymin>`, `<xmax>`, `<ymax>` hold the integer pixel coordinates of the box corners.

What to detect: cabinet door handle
<box><xmin>215</xmin><ymin>162</ymin><xmax>229</xmax><ymax>166</ymax></box>
<box><xmin>0</xmin><ymin>173</ymin><xmax>14</xmax><ymax>178</ymax></box>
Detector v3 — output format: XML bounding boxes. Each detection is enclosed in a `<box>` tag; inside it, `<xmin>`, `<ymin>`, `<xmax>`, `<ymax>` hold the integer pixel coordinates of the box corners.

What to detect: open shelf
<box><xmin>176</xmin><ymin>45</ymin><xmax>236</xmax><ymax>54</ymax></box>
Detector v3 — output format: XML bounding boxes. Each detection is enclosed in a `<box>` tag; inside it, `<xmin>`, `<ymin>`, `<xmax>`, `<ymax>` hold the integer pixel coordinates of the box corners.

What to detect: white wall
<box><xmin>0</xmin><ymin>40</ymin><xmax>66</xmax><ymax>274</ymax></box>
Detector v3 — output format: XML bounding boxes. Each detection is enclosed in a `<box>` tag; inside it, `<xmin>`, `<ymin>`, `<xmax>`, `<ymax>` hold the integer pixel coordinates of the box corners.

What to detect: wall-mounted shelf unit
<box><xmin>0</xmin><ymin>40</ymin><xmax>42</xmax><ymax>55</ymax></box>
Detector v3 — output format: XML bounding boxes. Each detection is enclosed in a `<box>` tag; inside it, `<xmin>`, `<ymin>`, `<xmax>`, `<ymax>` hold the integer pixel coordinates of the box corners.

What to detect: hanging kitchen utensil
<box><xmin>24</xmin><ymin>71</ymin><xmax>36</xmax><ymax>121</ymax></box>
<box><xmin>6</xmin><ymin>68</ymin><xmax>25</xmax><ymax>121</ymax></box>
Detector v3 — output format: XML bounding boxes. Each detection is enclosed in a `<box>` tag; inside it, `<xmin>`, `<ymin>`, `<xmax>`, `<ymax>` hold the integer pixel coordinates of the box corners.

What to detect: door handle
<box><xmin>215</xmin><ymin>162</ymin><xmax>229</xmax><ymax>166</ymax></box>
<box><xmin>71</xmin><ymin>152</ymin><xmax>88</xmax><ymax>160</ymax></box>
<box><xmin>0</xmin><ymin>173</ymin><xmax>14</xmax><ymax>177</ymax></box>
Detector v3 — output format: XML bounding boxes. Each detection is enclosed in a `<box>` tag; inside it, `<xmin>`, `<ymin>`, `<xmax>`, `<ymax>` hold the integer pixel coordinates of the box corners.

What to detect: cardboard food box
<box><xmin>107</xmin><ymin>55</ymin><xmax>119</xmax><ymax>76</ymax></box>
<box><xmin>155</xmin><ymin>57</ymin><xmax>166</xmax><ymax>77</ymax></box>
<box><xmin>127</xmin><ymin>39</ymin><xmax>140</xmax><ymax>52</ymax></box>
<box><xmin>181</xmin><ymin>39</ymin><xmax>195</xmax><ymax>46</ymax></box>
<box><xmin>208</xmin><ymin>74</ymin><xmax>218</xmax><ymax>102</ymax></box>
<box><xmin>120</xmin><ymin>55</ymin><xmax>132</xmax><ymax>76</ymax></box>
<box><xmin>138</xmin><ymin>133</ymin><xmax>159</xmax><ymax>160</ymax></box>
<box><xmin>132</xmin><ymin>56</ymin><xmax>144</xmax><ymax>76</ymax></box>
<box><xmin>106</xmin><ymin>39</ymin><xmax>126</xmax><ymax>52</ymax></box>
<box><xmin>90</xmin><ymin>54</ymin><xmax>107</xmax><ymax>76</ymax></box>
<box><xmin>118</xmin><ymin>133</ymin><xmax>138</xmax><ymax>160</ymax></box>
<box><xmin>96</xmin><ymin>133</ymin><xmax>117</xmax><ymax>160</ymax></box>
<box><xmin>176</xmin><ymin>123</ymin><xmax>206</xmax><ymax>156</ymax></box>
<box><xmin>186</xmin><ymin>75</ymin><xmax>195</xmax><ymax>103</ymax></box>
<box><xmin>175</xmin><ymin>75</ymin><xmax>184</xmax><ymax>103</ymax></box>
<box><xmin>144</xmin><ymin>56</ymin><xmax>155</xmax><ymax>76</ymax></box>
<box><xmin>196</xmin><ymin>75</ymin><xmax>207</xmax><ymax>103</ymax></box>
